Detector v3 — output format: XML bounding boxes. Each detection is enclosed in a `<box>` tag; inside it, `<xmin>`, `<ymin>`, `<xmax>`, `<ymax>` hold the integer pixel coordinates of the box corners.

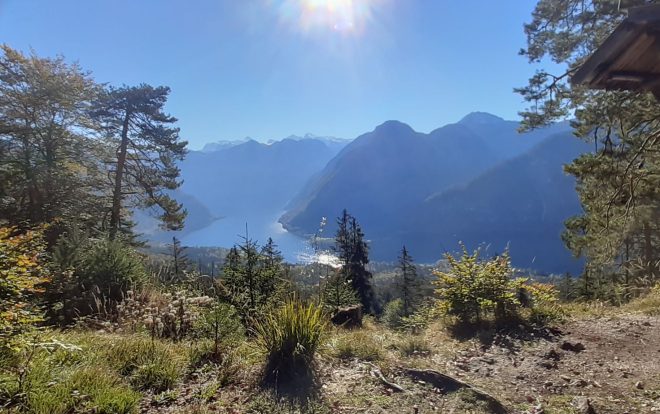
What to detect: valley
<box><xmin>146</xmin><ymin>113</ymin><xmax>586</xmax><ymax>274</ymax></box>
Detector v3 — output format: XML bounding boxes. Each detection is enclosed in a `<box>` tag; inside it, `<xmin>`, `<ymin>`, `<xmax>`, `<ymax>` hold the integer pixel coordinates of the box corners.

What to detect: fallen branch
<box><xmin>364</xmin><ymin>362</ymin><xmax>406</xmax><ymax>393</ymax></box>
<box><xmin>401</xmin><ymin>368</ymin><xmax>509</xmax><ymax>414</ymax></box>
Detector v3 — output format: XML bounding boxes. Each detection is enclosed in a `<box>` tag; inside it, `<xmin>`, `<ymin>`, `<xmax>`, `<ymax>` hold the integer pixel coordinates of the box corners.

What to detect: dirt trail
<box><xmin>140</xmin><ymin>315</ymin><xmax>660</xmax><ymax>413</ymax></box>
<box><xmin>440</xmin><ymin>315</ymin><xmax>660</xmax><ymax>413</ymax></box>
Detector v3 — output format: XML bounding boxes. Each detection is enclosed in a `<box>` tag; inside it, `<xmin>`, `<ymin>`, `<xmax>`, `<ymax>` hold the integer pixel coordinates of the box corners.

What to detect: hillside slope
<box><xmin>280</xmin><ymin>115</ymin><xmax>581</xmax><ymax>272</ymax></box>
<box><xmin>402</xmin><ymin>132</ymin><xmax>590</xmax><ymax>273</ymax></box>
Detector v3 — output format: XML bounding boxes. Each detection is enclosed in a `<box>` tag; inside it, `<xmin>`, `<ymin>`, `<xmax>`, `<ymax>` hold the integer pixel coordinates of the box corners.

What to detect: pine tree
<box><xmin>259</xmin><ymin>237</ymin><xmax>284</xmax><ymax>300</ymax></box>
<box><xmin>170</xmin><ymin>236</ymin><xmax>189</xmax><ymax>281</ymax></box>
<box><xmin>323</xmin><ymin>269</ymin><xmax>359</xmax><ymax>311</ymax></box>
<box><xmin>398</xmin><ymin>245</ymin><xmax>421</xmax><ymax>316</ymax></box>
<box><xmin>91</xmin><ymin>84</ymin><xmax>187</xmax><ymax>239</ymax></box>
<box><xmin>334</xmin><ymin>210</ymin><xmax>376</xmax><ymax>313</ymax></box>
<box><xmin>221</xmin><ymin>231</ymin><xmax>284</xmax><ymax>320</ymax></box>
<box><xmin>518</xmin><ymin>0</ymin><xmax>660</xmax><ymax>298</ymax></box>
<box><xmin>558</xmin><ymin>273</ymin><xmax>575</xmax><ymax>301</ymax></box>
<box><xmin>237</xmin><ymin>231</ymin><xmax>261</xmax><ymax>312</ymax></box>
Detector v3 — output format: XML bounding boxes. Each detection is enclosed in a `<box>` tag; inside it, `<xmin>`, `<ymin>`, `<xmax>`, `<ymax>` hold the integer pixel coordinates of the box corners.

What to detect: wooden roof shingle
<box><xmin>571</xmin><ymin>4</ymin><xmax>660</xmax><ymax>97</ymax></box>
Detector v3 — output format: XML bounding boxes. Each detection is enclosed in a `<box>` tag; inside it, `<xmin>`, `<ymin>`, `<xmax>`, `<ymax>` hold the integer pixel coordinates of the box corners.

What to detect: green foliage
<box><xmin>45</xmin><ymin>232</ymin><xmax>150</xmax><ymax>325</ymax></box>
<box><xmin>434</xmin><ymin>247</ymin><xmax>525</xmax><ymax>324</ymax></box>
<box><xmin>221</xmin><ymin>237</ymin><xmax>285</xmax><ymax>323</ymax></box>
<box><xmin>92</xmin><ymin>83</ymin><xmax>187</xmax><ymax>237</ymax></box>
<box><xmin>328</xmin><ymin>330</ymin><xmax>383</xmax><ymax>361</ymax></box>
<box><xmin>105</xmin><ymin>336</ymin><xmax>187</xmax><ymax>392</ymax></box>
<box><xmin>399</xmin><ymin>304</ymin><xmax>436</xmax><ymax>334</ymax></box>
<box><xmin>194</xmin><ymin>302</ymin><xmax>244</xmax><ymax>360</ymax></box>
<box><xmin>396</xmin><ymin>336</ymin><xmax>431</xmax><ymax>357</ymax></box>
<box><xmin>77</xmin><ymin>238</ymin><xmax>147</xmax><ymax>302</ymax></box>
<box><xmin>335</xmin><ymin>209</ymin><xmax>376</xmax><ymax>313</ymax></box>
<box><xmin>0</xmin><ymin>226</ymin><xmax>49</xmax><ymax>349</ymax></box>
<box><xmin>524</xmin><ymin>282</ymin><xmax>564</xmax><ymax>324</ymax></box>
<box><xmin>169</xmin><ymin>236</ymin><xmax>190</xmax><ymax>282</ymax></box>
<box><xmin>253</xmin><ymin>299</ymin><xmax>326</xmax><ymax>381</ymax></box>
<box><xmin>0</xmin><ymin>338</ymin><xmax>140</xmax><ymax>414</ymax></box>
<box><xmin>30</xmin><ymin>366</ymin><xmax>140</xmax><ymax>414</ymax></box>
<box><xmin>322</xmin><ymin>270</ymin><xmax>359</xmax><ymax>311</ymax></box>
<box><xmin>434</xmin><ymin>246</ymin><xmax>564</xmax><ymax>327</ymax></box>
<box><xmin>518</xmin><ymin>0</ymin><xmax>660</xmax><ymax>300</ymax></box>
<box><xmin>0</xmin><ymin>45</ymin><xmax>108</xmax><ymax>231</ymax></box>
<box><xmin>382</xmin><ymin>299</ymin><xmax>405</xmax><ymax>330</ymax></box>
<box><xmin>398</xmin><ymin>246</ymin><xmax>422</xmax><ymax>316</ymax></box>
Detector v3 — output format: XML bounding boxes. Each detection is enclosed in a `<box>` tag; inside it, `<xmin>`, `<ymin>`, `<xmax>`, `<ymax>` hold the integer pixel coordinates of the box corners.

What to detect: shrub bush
<box><xmin>47</xmin><ymin>236</ymin><xmax>148</xmax><ymax>323</ymax></box>
<box><xmin>194</xmin><ymin>302</ymin><xmax>244</xmax><ymax>360</ymax></box>
<box><xmin>78</xmin><ymin>238</ymin><xmax>147</xmax><ymax>304</ymax></box>
<box><xmin>524</xmin><ymin>282</ymin><xmax>563</xmax><ymax>324</ymax></box>
<box><xmin>253</xmin><ymin>299</ymin><xmax>326</xmax><ymax>382</ymax></box>
<box><xmin>0</xmin><ymin>226</ymin><xmax>50</xmax><ymax>348</ymax></box>
<box><xmin>434</xmin><ymin>247</ymin><xmax>525</xmax><ymax>324</ymax></box>
<box><xmin>382</xmin><ymin>299</ymin><xmax>405</xmax><ymax>329</ymax></box>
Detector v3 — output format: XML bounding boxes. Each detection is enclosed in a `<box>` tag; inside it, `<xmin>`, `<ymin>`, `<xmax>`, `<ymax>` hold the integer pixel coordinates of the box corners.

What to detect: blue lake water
<box><xmin>179</xmin><ymin>212</ymin><xmax>312</xmax><ymax>263</ymax></box>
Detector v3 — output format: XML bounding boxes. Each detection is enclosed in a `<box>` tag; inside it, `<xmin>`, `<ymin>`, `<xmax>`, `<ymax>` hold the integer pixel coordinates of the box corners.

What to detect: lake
<box><xmin>179</xmin><ymin>212</ymin><xmax>313</xmax><ymax>263</ymax></box>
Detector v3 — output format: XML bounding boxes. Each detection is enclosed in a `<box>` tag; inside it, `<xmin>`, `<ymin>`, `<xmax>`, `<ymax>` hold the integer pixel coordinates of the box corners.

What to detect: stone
<box><xmin>560</xmin><ymin>341</ymin><xmax>586</xmax><ymax>352</ymax></box>
<box><xmin>543</xmin><ymin>349</ymin><xmax>562</xmax><ymax>360</ymax></box>
<box><xmin>571</xmin><ymin>378</ymin><xmax>589</xmax><ymax>387</ymax></box>
<box><xmin>574</xmin><ymin>397</ymin><xmax>597</xmax><ymax>414</ymax></box>
<box><xmin>330</xmin><ymin>305</ymin><xmax>362</xmax><ymax>328</ymax></box>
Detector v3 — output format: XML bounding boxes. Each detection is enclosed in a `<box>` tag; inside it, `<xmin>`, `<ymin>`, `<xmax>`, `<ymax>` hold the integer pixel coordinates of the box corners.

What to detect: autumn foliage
<box><xmin>0</xmin><ymin>226</ymin><xmax>50</xmax><ymax>345</ymax></box>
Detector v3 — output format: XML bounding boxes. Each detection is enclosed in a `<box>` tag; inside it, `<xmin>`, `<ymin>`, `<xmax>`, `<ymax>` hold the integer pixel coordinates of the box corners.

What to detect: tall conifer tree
<box><xmin>92</xmin><ymin>84</ymin><xmax>187</xmax><ymax>238</ymax></box>
<box><xmin>518</xmin><ymin>0</ymin><xmax>660</xmax><ymax>296</ymax></box>
<box><xmin>334</xmin><ymin>209</ymin><xmax>376</xmax><ymax>313</ymax></box>
<box><xmin>398</xmin><ymin>245</ymin><xmax>421</xmax><ymax>316</ymax></box>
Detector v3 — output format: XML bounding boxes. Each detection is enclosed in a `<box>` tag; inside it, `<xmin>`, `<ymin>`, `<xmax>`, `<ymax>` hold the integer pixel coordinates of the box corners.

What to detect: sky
<box><xmin>0</xmin><ymin>0</ymin><xmax>546</xmax><ymax>149</ymax></box>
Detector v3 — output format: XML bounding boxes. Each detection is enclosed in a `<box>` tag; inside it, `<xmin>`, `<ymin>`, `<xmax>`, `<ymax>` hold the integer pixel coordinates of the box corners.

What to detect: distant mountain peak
<box><xmin>374</xmin><ymin>120</ymin><xmax>415</xmax><ymax>134</ymax></box>
<box><xmin>201</xmin><ymin>137</ymin><xmax>252</xmax><ymax>152</ymax></box>
<box><xmin>459</xmin><ymin>112</ymin><xmax>505</xmax><ymax>125</ymax></box>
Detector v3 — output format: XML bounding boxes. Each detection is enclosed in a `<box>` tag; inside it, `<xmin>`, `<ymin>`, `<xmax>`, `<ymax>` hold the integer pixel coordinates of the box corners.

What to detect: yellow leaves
<box><xmin>0</xmin><ymin>225</ymin><xmax>50</xmax><ymax>339</ymax></box>
<box><xmin>524</xmin><ymin>281</ymin><xmax>560</xmax><ymax>305</ymax></box>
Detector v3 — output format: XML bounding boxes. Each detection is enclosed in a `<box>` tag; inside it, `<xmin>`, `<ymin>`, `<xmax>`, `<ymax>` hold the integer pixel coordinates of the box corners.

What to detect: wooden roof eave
<box><xmin>571</xmin><ymin>4</ymin><xmax>660</xmax><ymax>95</ymax></box>
<box><xmin>571</xmin><ymin>21</ymin><xmax>641</xmax><ymax>87</ymax></box>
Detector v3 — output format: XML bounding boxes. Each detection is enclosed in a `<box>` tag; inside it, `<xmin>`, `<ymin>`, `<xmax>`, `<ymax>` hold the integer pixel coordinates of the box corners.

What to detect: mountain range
<box><xmin>139</xmin><ymin>113</ymin><xmax>589</xmax><ymax>273</ymax></box>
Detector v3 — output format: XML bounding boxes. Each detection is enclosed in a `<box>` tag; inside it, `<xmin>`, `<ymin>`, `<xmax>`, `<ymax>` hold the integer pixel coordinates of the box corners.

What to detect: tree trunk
<box><xmin>644</xmin><ymin>222</ymin><xmax>654</xmax><ymax>279</ymax></box>
<box><xmin>109</xmin><ymin>111</ymin><xmax>130</xmax><ymax>239</ymax></box>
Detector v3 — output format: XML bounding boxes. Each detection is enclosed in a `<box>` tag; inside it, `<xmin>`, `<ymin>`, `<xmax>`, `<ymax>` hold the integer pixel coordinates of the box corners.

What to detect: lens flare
<box><xmin>269</xmin><ymin>0</ymin><xmax>381</xmax><ymax>36</ymax></box>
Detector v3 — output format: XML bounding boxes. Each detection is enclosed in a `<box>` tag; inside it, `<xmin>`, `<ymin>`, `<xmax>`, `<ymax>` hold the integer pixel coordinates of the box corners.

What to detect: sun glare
<box><xmin>270</xmin><ymin>0</ymin><xmax>381</xmax><ymax>36</ymax></box>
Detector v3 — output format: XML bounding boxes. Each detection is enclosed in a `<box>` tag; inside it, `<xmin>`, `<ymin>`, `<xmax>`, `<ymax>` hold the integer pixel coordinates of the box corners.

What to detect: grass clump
<box><xmin>328</xmin><ymin>330</ymin><xmax>384</xmax><ymax>361</ymax></box>
<box><xmin>382</xmin><ymin>299</ymin><xmax>405</xmax><ymax>330</ymax></box>
<box><xmin>105</xmin><ymin>336</ymin><xmax>187</xmax><ymax>392</ymax></box>
<box><xmin>31</xmin><ymin>366</ymin><xmax>140</xmax><ymax>414</ymax></box>
<box><xmin>396</xmin><ymin>336</ymin><xmax>431</xmax><ymax>357</ymax></box>
<box><xmin>0</xmin><ymin>338</ymin><xmax>140</xmax><ymax>414</ymax></box>
<box><xmin>624</xmin><ymin>284</ymin><xmax>660</xmax><ymax>316</ymax></box>
<box><xmin>254</xmin><ymin>299</ymin><xmax>326</xmax><ymax>382</ymax></box>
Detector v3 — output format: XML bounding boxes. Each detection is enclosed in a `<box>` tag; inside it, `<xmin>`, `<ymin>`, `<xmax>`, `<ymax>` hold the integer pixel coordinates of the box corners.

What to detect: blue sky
<box><xmin>0</xmin><ymin>0</ymin><xmax>544</xmax><ymax>149</ymax></box>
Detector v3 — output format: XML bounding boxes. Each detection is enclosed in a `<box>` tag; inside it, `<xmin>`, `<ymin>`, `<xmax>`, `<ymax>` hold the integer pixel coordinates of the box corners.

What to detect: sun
<box><xmin>270</xmin><ymin>0</ymin><xmax>381</xmax><ymax>36</ymax></box>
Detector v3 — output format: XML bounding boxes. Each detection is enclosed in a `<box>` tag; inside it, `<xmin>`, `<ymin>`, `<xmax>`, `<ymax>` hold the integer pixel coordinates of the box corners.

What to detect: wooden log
<box><xmin>401</xmin><ymin>368</ymin><xmax>509</xmax><ymax>414</ymax></box>
<box><xmin>364</xmin><ymin>362</ymin><xmax>406</xmax><ymax>393</ymax></box>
